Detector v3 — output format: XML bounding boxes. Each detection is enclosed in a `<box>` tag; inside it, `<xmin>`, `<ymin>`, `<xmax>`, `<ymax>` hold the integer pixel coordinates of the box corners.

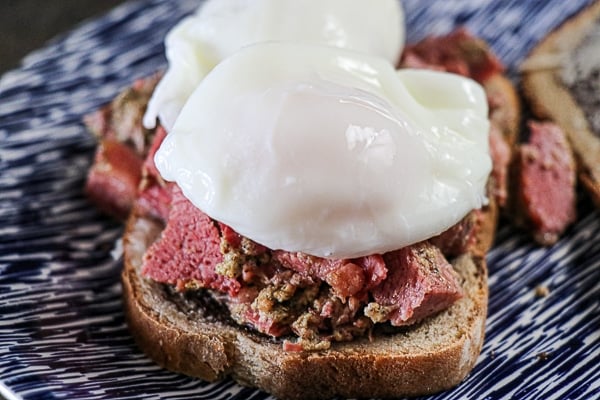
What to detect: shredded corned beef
<box><xmin>489</xmin><ymin>124</ymin><xmax>512</xmax><ymax>207</ymax></box>
<box><xmin>273</xmin><ymin>251</ymin><xmax>387</xmax><ymax>298</ymax></box>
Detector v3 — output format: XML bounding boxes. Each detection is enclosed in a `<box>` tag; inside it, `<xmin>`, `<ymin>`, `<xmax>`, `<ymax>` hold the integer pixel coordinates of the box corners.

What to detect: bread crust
<box><xmin>122</xmin><ymin>209</ymin><xmax>490</xmax><ymax>400</ymax></box>
<box><xmin>521</xmin><ymin>0</ymin><xmax>600</xmax><ymax>206</ymax></box>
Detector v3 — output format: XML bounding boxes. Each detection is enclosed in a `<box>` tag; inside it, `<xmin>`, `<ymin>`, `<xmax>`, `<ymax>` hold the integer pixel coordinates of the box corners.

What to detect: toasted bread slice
<box><xmin>122</xmin><ymin>210</ymin><xmax>490</xmax><ymax>400</ymax></box>
<box><xmin>521</xmin><ymin>1</ymin><xmax>600</xmax><ymax>206</ymax></box>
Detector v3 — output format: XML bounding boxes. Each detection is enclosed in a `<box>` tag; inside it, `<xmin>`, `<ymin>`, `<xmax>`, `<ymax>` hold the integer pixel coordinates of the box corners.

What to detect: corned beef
<box><xmin>138</xmin><ymin>182</ymin><xmax>464</xmax><ymax>348</ymax></box>
<box><xmin>513</xmin><ymin>121</ymin><xmax>576</xmax><ymax>245</ymax></box>
<box><xmin>430</xmin><ymin>211</ymin><xmax>479</xmax><ymax>257</ymax></box>
<box><xmin>84</xmin><ymin>75</ymin><xmax>161</xmax><ymax>220</ymax></box>
<box><xmin>400</xmin><ymin>28</ymin><xmax>504</xmax><ymax>83</ymax></box>
<box><xmin>365</xmin><ymin>242</ymin><xmax>463</xmax><ymax>326</ymax></box>
<box><xmin>136</xmin><ymin>182</ymin><xmax>173</xmax><ymax>223</ymax></box>
<box><xmin>489</xmin><ymin>123</ymin><xmax>511</xmax><ymax>207</ymax></box>
<box><xmin>273</xmin><ymin>251</ymin><xmax>387</xmax><ymax>298</ymax></box>
<box><xmin>142</xmin><ymin>185</ymin><xmax>240</xmax><ymax>295</ymax></box>
<box><xmin>137</xmin><ymin>126</ymin><xmax>172</xmax><ymax>221</ymax></box>
<box><xmin>85</xmin><ymin>139</ymin><xmax>143</xmax><ymax>219</ymax></box>
<box><xmin>105</xmin><ymin>76</ymin><xmax>161</xmax><ymax>155</ymax></box>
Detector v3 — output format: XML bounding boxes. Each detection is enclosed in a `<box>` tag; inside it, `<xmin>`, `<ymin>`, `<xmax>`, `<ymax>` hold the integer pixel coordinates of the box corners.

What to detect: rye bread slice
<box><xmin>122</xmin><ymin>211</ymin><xmax>490</xmax><ymax>400</ymax></box>
<box><xmin>521</xmin><ymin>1</ymin><xmax>600</xmax><ymax>206</ymax></box>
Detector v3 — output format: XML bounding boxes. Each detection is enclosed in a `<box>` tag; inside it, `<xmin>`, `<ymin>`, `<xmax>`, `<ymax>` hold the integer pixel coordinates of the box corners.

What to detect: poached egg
<box><xmin>154</xmin><ymin>43</ymin><xmax>491</xmax><ymax>259</ymax></box>
<box><xmin>143</xmin><ymin>0</ymin><xmax>405</xmax><ymax>131</ymax></box>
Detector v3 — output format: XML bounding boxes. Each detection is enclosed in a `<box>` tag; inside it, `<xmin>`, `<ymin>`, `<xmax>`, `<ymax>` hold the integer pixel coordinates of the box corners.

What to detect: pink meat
<box><xmin>142</xmin><ymin>125</ymin><xmax>167</xmax><ymax>179</ymax></box>
<box><xmin>137</xmin><ymin>125</ymin><xmax>172</xmax><ymax>221</ymax></box>
<box><xmin>370</xmin><ymin>242</ymin><xmax>463</xmax><ymax>326</ymax></box>
<box><xmin>83</xmin><ymin>105</ymin><xmax>112</xmax><ymax>140</ymax></box>
<box><xmin>85</xmin><ymin>139</ymin><xmax>143</xmax><ymax>219</ymax></box>
<box><xmin>242</xmin><ymin>308</ymin><xmax>291</xmax><ymax>338</ymax></box>
<box><xmin>142</xmin><ymin>186</ymin><xmax>240</xmax><ymax>296</ymax></box>
<box><xmin>430</xmin><ymin>211</ymin><xmax>479</xmax><ymax>257</ymax></box>
<box><xmin>516</xmin><ymin>121</ymin><xmax>576</xmax><ymax>245</ymax></box>
<box><xmin>489</xmin><ymin>123</ymin><xmax>511</xmax><ymax>207</ymax></box>
<box><xmin>273</xmin><ymin>251</ymin><xmax>387</xmax><ymax>298</ymax></box>
<box><xmin>84</xmin><ymin>75</ymin><xmax>161</xmax><ymax>220</ymax></box>
<box><xmin>401</xmin><ymin>28</ymin><xmax>504</xmax><ymax>83</ymax></box>
<box><xmin>136</xmin><ymin>182</ymin><xmax>173</xmax><ymax>222</ymax></box>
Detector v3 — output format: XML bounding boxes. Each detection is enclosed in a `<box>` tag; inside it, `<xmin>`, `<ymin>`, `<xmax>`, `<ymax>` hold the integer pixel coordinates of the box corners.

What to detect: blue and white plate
<box><xmin>1</xmin><ymin>1</ymin><xmax>599</xmax><ymax>399</ymax></box>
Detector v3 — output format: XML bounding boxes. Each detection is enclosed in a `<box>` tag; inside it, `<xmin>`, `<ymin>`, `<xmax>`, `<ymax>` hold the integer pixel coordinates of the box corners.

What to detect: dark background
<box><xmin>0</xmin><ymin>0</ymin><xmax>127</xmax><ymax>74</ymax></box>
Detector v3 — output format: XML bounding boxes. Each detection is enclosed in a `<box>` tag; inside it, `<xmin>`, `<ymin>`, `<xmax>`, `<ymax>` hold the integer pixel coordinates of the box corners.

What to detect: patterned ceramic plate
<box><xmin>1</xmin><ymin>0</ymin><xmax>599</xmax><ymax>399</ymax></box>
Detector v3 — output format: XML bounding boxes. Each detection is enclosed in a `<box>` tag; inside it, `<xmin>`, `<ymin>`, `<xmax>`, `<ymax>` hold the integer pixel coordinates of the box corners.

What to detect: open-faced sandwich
<box><xmin>84</xmin><ymin>1</ymin><xmax>523</xmax><ymax>398</ymax></box>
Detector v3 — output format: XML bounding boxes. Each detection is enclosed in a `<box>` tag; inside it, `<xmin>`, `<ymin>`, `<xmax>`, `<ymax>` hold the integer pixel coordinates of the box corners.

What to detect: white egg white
<box><xmin>155</xmin><ymin>43</ymin><xmax>491</xmax><ymax>259</ymax></box>
<box><xmin>143</xmin><ymin>0</ymin><xmax>405</xmax><ymax>131</ymax></box>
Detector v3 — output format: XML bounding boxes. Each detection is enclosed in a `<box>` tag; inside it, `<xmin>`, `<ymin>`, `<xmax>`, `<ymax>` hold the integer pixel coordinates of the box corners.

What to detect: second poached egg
<box><xmin>143</xmin><ymin>0</ymin><xmax>405</xmax><ymax>131</ymax></box>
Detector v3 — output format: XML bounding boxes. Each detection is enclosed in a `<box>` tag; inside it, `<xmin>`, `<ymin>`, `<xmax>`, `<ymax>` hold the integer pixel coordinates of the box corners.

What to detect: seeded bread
<box><xmin>521</xmin><ymin>0</ymin><xmax>600</xmax><ymax>206</ymax></box>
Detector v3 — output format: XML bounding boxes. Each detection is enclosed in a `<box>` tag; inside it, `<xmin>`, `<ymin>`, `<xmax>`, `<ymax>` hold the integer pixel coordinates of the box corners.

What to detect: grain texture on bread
<box><xmin>122</xmin><ymin>211</ymin><xmax>490</xmax><ymax>400</ymax></box>
<box><xmin>521</xmin><ymin>0</ymin><xmax>600</xmax><ymax>206</ymax></box>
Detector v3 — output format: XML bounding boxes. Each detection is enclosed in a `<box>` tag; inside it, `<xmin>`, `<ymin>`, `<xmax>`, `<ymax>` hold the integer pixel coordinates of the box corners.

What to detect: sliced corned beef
<box><xmin>85</xmin><ymin>139</ymin><xmax>143</xmax><ymax>219</ymax></box>
<box><xmin>514</xmin><ymin>121</ymin><xmax>576</xmax><ymax>245</ymax></box>
<box><xmin>489</xmin><ymin>123</ymin><xmax>512</xmax><ymax>207</ymax></box>
<box><xmin>430</xmin><ymin>211</ymin><xmax>479</xmax><ymax>258</ymax></box>
<box><xmin>142</xmin><ymin>185</ymin><xmax>240</xmax><ymax>295</ymax></box>
<box><xmin>365</xmin><ymin>241</ymin><xmax>463</xmax><ymax>326</ymax></box>
<box><xmin>141</xmin><ymin>125</ymin><xmax>167</xmax><ymax>180</ymax></box>
<box><xmin>136</xmin><ymin>182</ymin><xmax>173</xmax><ymax>222</ymax></box>
<box><xmin>84</xmin><ymin>75</ymin><xmax>161</xmax><ymax>220</ymax></box>
<box><xmin>137</xmin><ymin>125</ymin><xmax>172</xmax><ymax>221</ymax></box>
